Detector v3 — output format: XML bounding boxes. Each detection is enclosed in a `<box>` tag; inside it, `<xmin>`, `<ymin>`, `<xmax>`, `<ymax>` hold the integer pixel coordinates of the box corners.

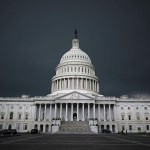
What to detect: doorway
<box><xmin>73</xmin><ymin>113</ymin><xmax>77</xmax><ymax>120</ymax></box>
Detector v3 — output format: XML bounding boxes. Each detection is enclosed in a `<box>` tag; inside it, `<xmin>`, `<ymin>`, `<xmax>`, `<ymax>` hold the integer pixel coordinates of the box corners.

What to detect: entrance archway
<box><xmin>73</xmin><ymin>113</ymin><xmax>77</xmax><ymax>120</ymax></box>
<box><xmin>106</xmin><ymin>125</ymin><xmax>110</xmax><ymax>130</ymax></box>
<box><xmin>45</xmin><ymin>125</ymin><xmax>49</xmax><ymax>132</ymax></box>
<box><xmin>40</xmin><ymin>125</ymin><xmax>43</xmax><ymax>132</ymax></box>
<box><xmin>112</xmin><ymin>125</ymin><xmax>115</xmax><ymax>132</ymax></box>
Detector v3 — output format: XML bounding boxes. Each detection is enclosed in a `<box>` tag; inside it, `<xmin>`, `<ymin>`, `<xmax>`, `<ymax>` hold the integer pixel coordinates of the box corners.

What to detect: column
<box><xmin>54</xmin><ymin>104</ymin><xmax>57</xmax><ymax>118</ymax></box>
<box><xmin>86</xmin><ymin>79</ymin><xmax>88</xmax><ymax>89</ymax></box>
<box><xmin>38</xmin><ymin>104</ymin><xmax>41</xmax><ymax>121</ymax></box>
<box><xmin>77</xmin><ymin>103</ymin><xmax>79</xmax><ymax>121</ymax></box>
<box><xmin>68</xmin><ymin>78</ymin><xmax>70</xmax><ymax>89</ymax></box>
<box><xmin>92</xmin><ymin>80</ymin><xmax>95</xmax><ymax>91</ymax></box>
<box><xmin>51</xmin><ymin>82</ymin><xmax>53</xmax><ymax>92</ymax></box>
<box><xmin>65</xmin><ymin>103</ymin><xmax>68</xmax><ymax>121</ymax></box>
<box><xmin>88</xmin><ymin>103</ymin><xmax>90</xmax><ymax>119</ymax></box>
<box><xmin>93</xmin><ymin>103</ymin><xmax>95</xmax><ymax>118</ymax></box>
<box><xmin>44</xmin><ymin>104</ymin><xmax>47</xmax><ymax>121</ymax></box>
<box><xmin>64</xmin><ymin>79</ymin><xmax>66</xmax><ymax>89</ymax></box>
<box><xmin>71</xmin><ymin>103</ymin><xmax>73</xmax><ymax>121</ymax></box>
<box><xmin>82</xmin><ymin>103</ymin><xmax>85</xmax><ymax>121</ymax></box>
<box><xmin>98</xmin><ymin>104</ymin><xmax>100</xmax><ymax>121</ymax></box>
<box><xmin>81</xmin><ymin>78</ymin><xmax>83</xmax><ymax>89</ymax></box>
<box><xmin>34</xmin><ymin>104</ymin><xmax>37</xmax><ymax>120</ymax></box>
<box><xmin>72</xmin><ymin>78</ymin><xmax>74</xmax><ymax>89</ymax></box>
<box><xmin>104</xmin><ymin>104</ymin><xmax>106</xmax><ymax>121</ymax></box>
<box><xmin>113</xmin><ymin>104</ymin><xmax>116</xmax><ymax>121</ymax></box>
<box><xmin>97</xmin><ymin>83</ymin><xmax>99</xmax><ymax>92</ymax></box>
<box><xmin>56</xmin><ymin>80</ymin><xmax>58</xmax><ymax>90</ymax></box>
<box><xmin>60</xmin><ymin>103</ymin><xmax>62</xmax><ymax>120</ymax></box>
<box><xmin>60</xmin><ymin>79</ymin><xmax>62</xmax><ymax>90</ymax></box>
<box><xmin>49</xmin><ymin>104</ymin><xmax>52</xmax><ymax>121</ymax></box>
<box><xmin>77</xmin><ymin>78</ymin><xmax>79</xmax><ymax>89</ymax></box>
<box><xmin>58</xmin><ymin>80</ymin><xmax>59</xmax><ymax>90</ymax></box>
<box><xmin>109</xmin><ymin>104</ymin><xmax>111</xmax><ymax>121</ymax></box>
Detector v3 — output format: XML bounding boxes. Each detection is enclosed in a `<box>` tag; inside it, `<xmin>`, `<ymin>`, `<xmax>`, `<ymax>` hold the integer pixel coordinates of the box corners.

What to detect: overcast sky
<box><xmin>0</xmin><ymin>0</ymin><xmax>150</xmax><ymax>97</ymax></box>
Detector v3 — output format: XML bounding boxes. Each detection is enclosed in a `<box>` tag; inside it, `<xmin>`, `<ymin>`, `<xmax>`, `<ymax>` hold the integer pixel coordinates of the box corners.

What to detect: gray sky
<box><xmin>0</xmin><ymin>0</ymin><xmax>150</xmax><ymax>97</ymax></box>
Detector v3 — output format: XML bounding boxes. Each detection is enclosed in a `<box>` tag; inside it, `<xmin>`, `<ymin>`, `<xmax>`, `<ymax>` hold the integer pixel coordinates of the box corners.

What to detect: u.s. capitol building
<box><xmin>0</xmin><ymin>31</ymin><xmax>150</xmax><ymax>133</ymax></box>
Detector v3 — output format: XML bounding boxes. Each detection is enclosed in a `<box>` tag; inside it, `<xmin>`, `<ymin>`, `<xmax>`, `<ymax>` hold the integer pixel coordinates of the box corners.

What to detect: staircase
<box><xmin>56</xmin><ymin>121</ymin><xmax>94</xmax><ymax>134</ymax></box>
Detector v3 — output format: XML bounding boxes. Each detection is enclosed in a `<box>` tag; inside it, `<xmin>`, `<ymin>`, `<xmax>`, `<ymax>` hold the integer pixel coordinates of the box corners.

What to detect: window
<box><xmin>136</xmin><ymin>107</ymin><xmax>138</xmax><ymax>110</ymax></box>
<box><xmin>128</xmin><ymin>115</ymin><xmax>131</xmax><ymax>120</ymax></box>
<box><xmin>18</xmin><ymin>114</ymin><xmax>21</xmax><ymax>120</ymax></box>
<box><xmin>25</xmin><ymin>114</ymin><xmax>28</xmax><ymax>120</ymax></box>
<box><xmin>24</xmin><ymin>124</ymin><xmax>28</xmax><ymax>130</ymax></box>
<box><xmin>121</xmin><ymin>115</ymin><xmax>124</xmax><ymax>120</ymax></box>
<box><xmin>121</xmin><ymin>107</ymin><xmax>123</xmax><ymax>110</ymax></box>
<box><xmin>129</xmin><ymin>125</ymin><xmax>132</xmax><ymax>130</ymax></box>
<box><xmin>128</xmin><ymin>107</ymin><xmax>130</xmax><ymax>110</ymax></box>
<box><xmin>138</xmin><ymin>127</ymin><xmax>141</xmax><ymax>131</ymax></box>
<box><xmin>10</xmin><ymin>112</ymin><xmax>13</xmax><ymax>119</ymax></box>
<box><xmin>0</xmin><ymin>124</ymin><xmax>3</xmax><ymax>129</ymax></box>
<box><xmin>146</xmin><ymin>125</ymin><xmax>149</xmax><ymax>130</ymax></box>
<box><xmin>137</xmin><ymin>116</ymin><xmax>140</xmax><ymax>120</ymax></box>
<box><xmin>136</xmin><ymin>112</ymin><xmax>140</xmax><ymax>120</ymax></box>
<box><xmin>144</xmin><ymin>107</ymin><xmax>147</xmax><ymax>110</ymax></box>
<box><xmin>145</xmin><ymin>117</ymin><xmax>148</xmax><ymax>120</ymax></box>
<box><xmin>1</xmin><ymin>113</ymin><xmax>4</xmax><ymax>119</ymax></box>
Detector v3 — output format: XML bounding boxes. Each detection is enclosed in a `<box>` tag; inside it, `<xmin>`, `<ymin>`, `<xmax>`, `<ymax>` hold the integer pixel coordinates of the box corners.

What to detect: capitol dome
<box><xmin>51</xmin><ymin>30</ymin><xmax>99</xmax><ymax>95</ymax></box>
<box><xmin>60</xmin><ymin>43</ymin><xmax>92</xmax><ymax>65</ymax></box>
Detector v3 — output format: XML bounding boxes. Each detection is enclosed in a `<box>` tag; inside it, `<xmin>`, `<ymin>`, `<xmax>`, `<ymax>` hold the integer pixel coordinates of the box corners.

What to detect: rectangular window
<box><xmin>145</xmin><ymin>117</ymin><xmax>148</xmax><ymax>120</ymax></box>
<box><xmin>128</xmin><ymin>115</ymin><xmax>131</xmax><ymax>120</ymax></box>
<box><xmin>121</xmin><ymin>115</ymin><xmax>124</xmax><ymax>120</ymax></box>
<box><xmin>129</xmin><ymin>125</ymin><xmax>132</xmax><ymax>130</ymax></box>
<box><xmin>0</xmin><ymin>124</ymin><xmax>3</xmax><ymax>129</ymax></box>
<box><xmin>138</xmin><ymin>127</ymin><xmax>141</xmax><ymax>131</ymax></box>
<box><xmin>10</xmin><ymin>112</ymin><xmax>13</xmax><ymax>119</ymax></box>
<box><xmin>146</xmin><ymin>125</ymin><xmax>149</xmax><ymax>130</ymax></box>
<box><xmin>24</xmin><ymin>124</ymin><xmax>28</xmax><ymax>130</ymax></box>
<box><xmin>18</xmin><ymin>114</ymin><xmax>21</xmax><ymax>120</ymax></box>
<box><xmin>25</xmin><ymin>114</ymin><xmax>28</xmax><ymax>120</ymax></box>
<box><xmin>1</xmin><ymin>113</ymin><xmax>4</xmax><ymax>119</ymax></box>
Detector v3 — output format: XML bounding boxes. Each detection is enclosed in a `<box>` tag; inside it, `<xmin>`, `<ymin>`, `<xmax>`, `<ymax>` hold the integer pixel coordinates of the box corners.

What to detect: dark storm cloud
<box><xmin>0</xmin><ymin>0</ymin><xmax>150</xmax><ymax>97</ymax></box>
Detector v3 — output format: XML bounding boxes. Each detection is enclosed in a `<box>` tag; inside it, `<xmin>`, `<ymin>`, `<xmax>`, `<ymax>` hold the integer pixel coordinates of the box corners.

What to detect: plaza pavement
<box><xmin>0</xmin><ymin>133</ymin><xmax>150</xmax><ymax>150</ymax></box>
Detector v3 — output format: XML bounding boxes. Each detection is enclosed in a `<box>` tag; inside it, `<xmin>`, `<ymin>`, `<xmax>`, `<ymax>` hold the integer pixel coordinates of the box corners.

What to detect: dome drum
<box><xmin>51</xmin><ymin>77</ymin><xmax>99</xmax><ymax>93</ymax></box>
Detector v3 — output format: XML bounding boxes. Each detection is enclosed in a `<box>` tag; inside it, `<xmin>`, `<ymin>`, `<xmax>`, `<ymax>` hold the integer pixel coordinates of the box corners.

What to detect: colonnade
<box><xmin>52</xmin><ymin>78</ymin><xmax>99</xmax><ymax>93</ymax></box>
<box><xmin>35</xmin><ymin>103</ymin><xmax>115</xmax><ymax>122</ymax></box>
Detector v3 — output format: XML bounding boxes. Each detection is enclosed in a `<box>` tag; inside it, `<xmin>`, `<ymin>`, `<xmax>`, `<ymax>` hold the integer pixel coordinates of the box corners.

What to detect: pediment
<box><xmin>56</xmin><ymin>91</ymin><xmax>94</xmax><ymax>100</ymax></box>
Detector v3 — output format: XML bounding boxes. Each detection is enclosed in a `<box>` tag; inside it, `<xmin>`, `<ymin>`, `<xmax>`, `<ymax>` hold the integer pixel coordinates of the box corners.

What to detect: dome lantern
<box><xmin>72</xmin><ymin>29</ymin><xmax>79</xmax><ymax>49</ymax></box>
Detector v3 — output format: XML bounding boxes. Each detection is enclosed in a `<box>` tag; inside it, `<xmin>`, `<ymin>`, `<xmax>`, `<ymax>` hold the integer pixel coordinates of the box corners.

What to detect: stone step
<box><xmin>57</xmin><ymin>121</ymin><xmax>93</xmax><ymax>134</ymax></box>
